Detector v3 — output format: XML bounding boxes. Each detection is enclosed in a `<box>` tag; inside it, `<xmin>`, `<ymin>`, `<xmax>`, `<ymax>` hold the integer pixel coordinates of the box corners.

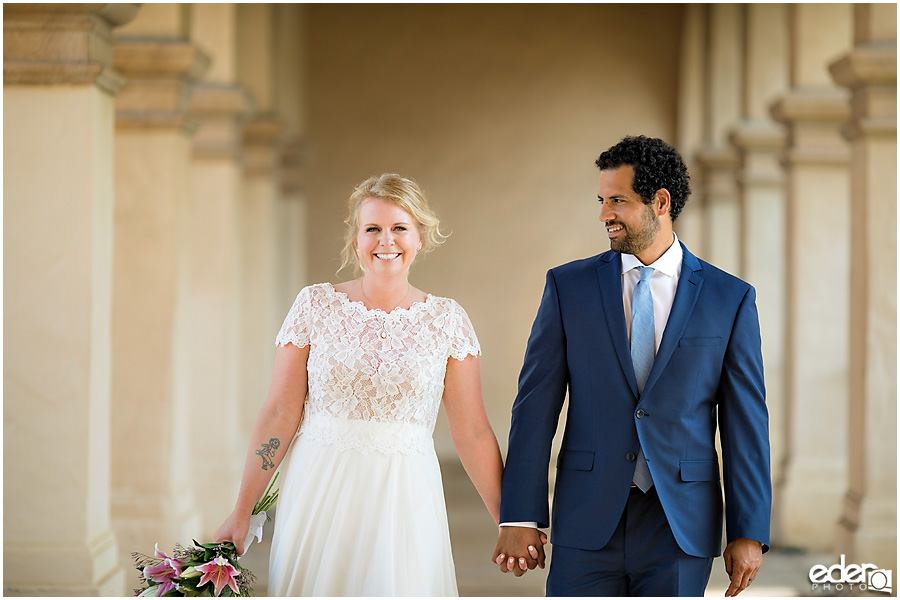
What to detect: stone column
<box><xmin>3</xmin><ymin>3</ymin><xmax>137</xmax><ymax>595</ymax></box>
<box><xmin>696</xmin><ymin>4</ymin><xmax>742</xmax><ymax>274</ymax></box>
<box><xmin>237</xmin><ymin>4</ymin><xmax>285</xmax><ymax>434</ymax></box>
<box><xmin>831</xmin><ymin>3</ymin><xmax>897</xmax><ymax>574</ymax></box>
<box><xmin>240</xmin><ymin>115</ymin><xmax>284</xmax><ymax>431</ymax></box>
<box><xmin>769</xmin><ymin>3</ymin><xmax>853</xmax><ymax>551</ymax></box>
<box><xmin>675</xmin><ymin>4</ymin><xmax>707</xmax><ymax>254</ymax></box>
<box><xmin>187</xmin><ymin>3</ymin><xmax>253</xmax><ymax>538</ymax></box>
<box><xmin>728</xmin><ymin>3</ymin><xmax>789</xmax><ymax>516</ymax></box>
<box><xmin>110</xmin><ymin>4</ymin><xmax>208</xmax><ymax>583</ymax></box>
<box><xmin>280</xmin><ymin>141</ymin><xmax>311</xmax><ymax>299</ymax></box>
<box><xmin>274</xmin><ymin>4</ymin><xmax>310</xmax><ymax>303</ymax></box>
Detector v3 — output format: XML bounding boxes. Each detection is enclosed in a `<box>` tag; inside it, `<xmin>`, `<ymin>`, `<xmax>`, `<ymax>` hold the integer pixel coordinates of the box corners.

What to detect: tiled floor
<box><xmin>240</xmin><ymin>460</ymin><xmax>831</xmax><ymax>597</ymax></box>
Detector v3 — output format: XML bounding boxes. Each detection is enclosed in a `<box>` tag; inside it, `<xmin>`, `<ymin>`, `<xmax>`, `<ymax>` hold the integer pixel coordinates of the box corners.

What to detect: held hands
<box><xmin>723</xmin><ymin>538</ymin><xmax>762</xmax><ymax>597</ymax></box>
<box><xmin>213</xmin><ymin>510</ymin><xmax>251</xmax><ymax>557</ymax></box>
<box><xmin>492</xmin><ymin>526</ymin><xmax>548</xmax><ymax>577</ymax></box>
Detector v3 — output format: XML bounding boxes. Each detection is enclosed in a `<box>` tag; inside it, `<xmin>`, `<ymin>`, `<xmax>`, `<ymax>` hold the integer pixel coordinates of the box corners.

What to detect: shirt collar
<box><xmin>621</xmin><ymin>233</ymin><xmax>682</xmax><ymax>277</ymax></box>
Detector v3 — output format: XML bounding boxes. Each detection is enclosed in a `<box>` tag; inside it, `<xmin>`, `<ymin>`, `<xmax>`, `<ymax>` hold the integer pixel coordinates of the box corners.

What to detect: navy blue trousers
<box><xmin>546</xmin><ymin>486</ymin><xmax>713</xmax><ymax>597</ymax></box>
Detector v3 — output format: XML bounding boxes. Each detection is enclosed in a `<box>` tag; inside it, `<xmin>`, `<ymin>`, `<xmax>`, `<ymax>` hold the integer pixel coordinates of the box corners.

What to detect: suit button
<box><xmin>636</xmin><ymin>409</ymin><xmax>645</xmax><ymax>419</ymax></box>
<box><xmin>626</xmin><ymin>452</ymin><xmax>637</xmax><ymax>462</ymax></box>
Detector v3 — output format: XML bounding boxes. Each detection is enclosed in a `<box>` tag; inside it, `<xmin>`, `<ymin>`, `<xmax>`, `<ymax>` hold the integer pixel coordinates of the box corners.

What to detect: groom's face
<box><xmin>597</xmin><ymin>166</ymin><xmax>660</xmax><ymax>256</ymax></box>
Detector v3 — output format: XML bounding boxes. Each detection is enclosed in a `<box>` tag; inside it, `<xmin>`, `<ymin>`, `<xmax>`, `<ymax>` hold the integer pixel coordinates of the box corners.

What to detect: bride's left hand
<box><xmin>214</xmin><ymin>510</ymin><xmax>251</xmax><ymax>556</ymax></box>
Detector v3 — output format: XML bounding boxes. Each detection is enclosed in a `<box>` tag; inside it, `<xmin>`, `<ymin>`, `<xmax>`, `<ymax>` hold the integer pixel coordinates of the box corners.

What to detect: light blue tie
<box><xmin>631</xmin><ymin>266</ymin><xmax>655</xmax><ymax>492</ymax></box>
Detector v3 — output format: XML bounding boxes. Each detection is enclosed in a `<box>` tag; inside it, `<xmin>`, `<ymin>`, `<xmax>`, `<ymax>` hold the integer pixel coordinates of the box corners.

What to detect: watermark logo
<box><xmin>809</xmin><ymin>554</ymin><xmax>892</xmax><ymax>594</ymax></box>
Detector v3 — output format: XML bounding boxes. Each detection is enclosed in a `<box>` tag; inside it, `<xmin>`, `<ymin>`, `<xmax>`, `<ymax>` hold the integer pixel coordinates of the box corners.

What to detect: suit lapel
<box><xmin>596</xmin><ymin>251</ymin><xmax>639</xmax><ymax>398</ymax></box>
<box><xmin>642</xmin><ymin>242</ymin><xmax>704</xmax><ymax>397</ymax></box>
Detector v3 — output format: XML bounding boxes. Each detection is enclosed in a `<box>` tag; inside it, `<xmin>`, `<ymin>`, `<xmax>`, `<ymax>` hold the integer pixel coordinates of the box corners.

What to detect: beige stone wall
<box><xmin>302</xmin><ymin>3</ymin><xmax>683</xmax><ymax>456</ymax></box>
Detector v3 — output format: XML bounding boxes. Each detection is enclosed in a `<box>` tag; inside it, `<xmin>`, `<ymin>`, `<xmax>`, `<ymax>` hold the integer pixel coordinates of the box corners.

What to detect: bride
<box><xmin>214</xmin><ymin>173</ymin><xmax>524</xmax><ymax>595</ymax></box>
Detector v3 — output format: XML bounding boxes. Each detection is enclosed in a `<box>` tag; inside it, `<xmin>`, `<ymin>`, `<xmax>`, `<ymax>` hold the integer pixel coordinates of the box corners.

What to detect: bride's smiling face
<box><xmin>354</xmin><ymin>197</ymin><xmax>422</xmax><ymax>275</ymax></box>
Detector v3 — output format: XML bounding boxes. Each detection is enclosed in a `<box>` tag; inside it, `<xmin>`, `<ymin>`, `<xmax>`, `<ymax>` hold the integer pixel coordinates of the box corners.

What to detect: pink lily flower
<box><xmin>145</xmin><ymin>577</ymin><xmax>174</xmax><ymax>596</ymax></box>
<box><xmin>196</xmin><ymin>555</ymin><xmax>240</xmax><ymax>596</ymax></box>
<box><xmin>142</xmin><ymin>544</ymin><xmax>183</xmax><ymax>595</ymax></box>
<box><xmin>143</xmin><ymin>560</ymin><xmax>182</xmax><ymax>595</ymax></box>
<box><xmin>153</xmin><ymin>543</ymin><xmax>182</xmax><ymax>563</ymax></box>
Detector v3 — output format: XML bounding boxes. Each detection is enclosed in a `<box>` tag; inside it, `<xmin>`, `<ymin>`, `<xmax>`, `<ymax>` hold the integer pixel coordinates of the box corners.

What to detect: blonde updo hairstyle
<box><xmin>339</xmin><ymin>173</ymin><xmax>447</xmax><ymax>276</ymax></box>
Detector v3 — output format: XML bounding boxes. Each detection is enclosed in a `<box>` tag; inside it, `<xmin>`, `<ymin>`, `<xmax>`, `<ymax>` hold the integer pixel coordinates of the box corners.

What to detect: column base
<box><xmin>773</xmin><ymin>458</ymin><xmax>847</xmax><ymax>550</ymax></box>
<box><xmin>3</xmin><ymin>529</ymin><xmax>124</xmax><ymax>596</ymax></box>
<box><xmin>112</xmin><ymin>490</ymin><xmax>203</xmax><ymax>591</ymax></box>
<box><xmin>836</xmin><ymin>493</ymin><xmax>897</xmax><ymax>574</ymax></box>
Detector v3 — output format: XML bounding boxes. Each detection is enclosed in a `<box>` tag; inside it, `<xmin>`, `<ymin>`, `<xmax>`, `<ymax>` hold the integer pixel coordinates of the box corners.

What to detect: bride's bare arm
<box><xmin>442</xmin><ymin>355</ymin><xmax>503</xmax><ymax>526</ymax></box>
<box><xmin>214</xmin><ymin>342</ymin><xmax>310</xmax><ymax>554</ymax></box>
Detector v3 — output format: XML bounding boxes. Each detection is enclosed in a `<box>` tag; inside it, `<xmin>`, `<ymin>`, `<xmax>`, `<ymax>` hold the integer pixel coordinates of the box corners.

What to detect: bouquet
<box><xmin>132</xmin><ymin>474</ymin><xmax>279</xmax><ymax>597</ymax></box>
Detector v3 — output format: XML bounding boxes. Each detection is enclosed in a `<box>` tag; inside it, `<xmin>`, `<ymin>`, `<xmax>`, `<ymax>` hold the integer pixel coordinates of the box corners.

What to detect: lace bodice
<box><xmin>275</xmin><ymin>283</ymin><xmax>480</xmax><ymax>453</ymax></box>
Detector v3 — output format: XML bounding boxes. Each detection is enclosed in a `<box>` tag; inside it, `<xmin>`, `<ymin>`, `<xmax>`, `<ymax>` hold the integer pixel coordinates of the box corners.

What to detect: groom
<box><xmin>493</xmin><ymin>136</ymin><xmax>771</xmax><ymax>597</ymax></box>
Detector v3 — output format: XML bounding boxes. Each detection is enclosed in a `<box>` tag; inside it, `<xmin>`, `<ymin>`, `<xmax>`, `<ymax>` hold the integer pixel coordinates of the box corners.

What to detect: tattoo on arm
<box><xmin>255</xmin><ymin>437</ymin><xmax>281</xmax><ymax>471</ymax></box>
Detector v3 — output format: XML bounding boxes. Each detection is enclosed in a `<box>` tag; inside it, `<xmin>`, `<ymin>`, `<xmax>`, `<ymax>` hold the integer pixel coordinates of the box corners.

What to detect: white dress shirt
<box><xmin>620</xmin><ymin>233</ymin><xmax>682</xmax><ymax>351</ymax></box>
<box><xmin>500</xmin><ymin>234</ymin><xmax>683</xmax><ymax>531</ymax></box>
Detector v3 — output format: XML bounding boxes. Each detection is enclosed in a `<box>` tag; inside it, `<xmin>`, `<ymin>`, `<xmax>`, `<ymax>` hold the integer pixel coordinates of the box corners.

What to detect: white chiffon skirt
<box><xmin>268</xmin><ymin>414</ymin><xmax>458</xmax><ymax>596</ymax></box>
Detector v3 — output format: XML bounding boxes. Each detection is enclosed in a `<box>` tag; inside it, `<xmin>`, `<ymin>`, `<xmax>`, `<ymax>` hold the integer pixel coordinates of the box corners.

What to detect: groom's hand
<box><xmin>723</xmin><ymin>538</ymin><xmax>762</xmax><ymax>597</ymax></box>
<box><xmin>492</xmin><ymin>526</ymin><xmax>546</xmax><ymax>576</ymax></box>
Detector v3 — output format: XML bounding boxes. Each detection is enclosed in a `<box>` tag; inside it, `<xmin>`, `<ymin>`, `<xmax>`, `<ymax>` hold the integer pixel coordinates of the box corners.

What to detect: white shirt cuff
<box><xmin>499</xmin><ymin>521</ymin><xmax>539</xmax><ymax>529</ymax></box>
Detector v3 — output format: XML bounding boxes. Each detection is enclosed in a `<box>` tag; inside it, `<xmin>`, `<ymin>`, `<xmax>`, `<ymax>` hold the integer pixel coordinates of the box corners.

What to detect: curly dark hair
<box><xmin>594</xmin><ymin>135</ymin><xmax>691</xmax><ymax>222</ymax></box>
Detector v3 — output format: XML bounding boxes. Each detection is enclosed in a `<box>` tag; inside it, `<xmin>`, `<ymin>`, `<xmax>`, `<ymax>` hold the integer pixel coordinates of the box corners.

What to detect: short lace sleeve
<box><xmin>276</xmin><ymin>286</ymin><xmax>313</xmax><ymax>348</ymax></box>
<box><xmin>449</xmin><ymin>299</ymin><xmax>481</xmax><ymax>360</ymax></box>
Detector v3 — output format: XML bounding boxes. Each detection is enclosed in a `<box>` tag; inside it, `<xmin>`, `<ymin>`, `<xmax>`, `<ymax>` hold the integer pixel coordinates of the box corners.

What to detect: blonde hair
<box><xmin>339</xmin><ymin>174</ymin><xmax>447</xmax><ymax>276</ymax></box>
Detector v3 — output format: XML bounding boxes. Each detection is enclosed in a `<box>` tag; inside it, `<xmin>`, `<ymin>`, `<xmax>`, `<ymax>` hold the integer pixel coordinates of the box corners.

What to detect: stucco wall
<box><xmin>302</xmin><ymin>4</ymin><xmax>683</xmax><ymax>456</ymax></box>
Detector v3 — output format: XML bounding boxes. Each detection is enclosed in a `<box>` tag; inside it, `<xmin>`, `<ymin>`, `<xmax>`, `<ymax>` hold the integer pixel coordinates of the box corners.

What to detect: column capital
<box><xmin>243</xmin><ymin>114</ymin><xmax>282</xmax><ymax>143</ymax></box>
<box><xmin>696</xmin><ymin>144</ymin><xmax>740</xmax><ymax>170</ymax></box>
<box><xmin>190</xmin><ymin>83</ymin><xmax>253</xmax><ymax>159</ymax></box>
<box><xmin>840</xmin><ymin>108</ymin><xmax>897</xmax><ymax>142</ymax></box>
<box><xmin>771</xmin><ymin>88</ymin><xmax>851</xmax><ymax>166</ymax></box>
<box><xmin>191</xmin><ymin>82</ymin><xmax>253</xmax><ymax>116</ymax></box>
<box><xmin>695</xmin><ymin>144</ymin><xmax>740</xmax><ymax>211</ymax></box>
<box><xmin>281</xmin><ymin>137</ymin><xmax>310</xmax><ymax>196</ymax></box>
<box><xmin>730</xmin><ymin>120</ymin><xmax>787</xmax><ymax>188</ymax></box>
<box><xmin>830</xmin><ymin>42</ymin><xmax>897</xmax><ymax>90</ymax></box>
<box><xmin>729</xmin><ymin>120</ymin><xmax>787</xmax><ymax>152</ymax></box>
<box><xmin>114</xmin><ymin>38</ymin><xmax>210</xmax><ymax>130</ymax></box>
<box><xmin>114</xmin><ymin>39</ymin><xmax>209</xmax><ymax>80</ymax></box>
<box><xmin>3</xmin><ymin>3</ymin><xmax>139</xmax><ymax>93</ymax></box>
<box><xmin>770</xmin><ymin>87</ymin><xmax>851</xmax><ymax>124</ymax></box>
<box><xmin>830</xmin><ymin>42</ymin><xmax>897</xmax><ymax>141</ymax></box>
<box><xmin>243</xmin><ymin>114</ymin><xmax>285</xmax><ymax>176</ymax></box>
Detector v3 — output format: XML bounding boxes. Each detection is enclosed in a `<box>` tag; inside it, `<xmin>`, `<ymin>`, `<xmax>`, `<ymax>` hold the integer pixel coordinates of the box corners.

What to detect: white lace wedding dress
<box><xmin>267</xmin><ymin>283</ymin><xmax>480</xmax><ymax>596</ymax></box>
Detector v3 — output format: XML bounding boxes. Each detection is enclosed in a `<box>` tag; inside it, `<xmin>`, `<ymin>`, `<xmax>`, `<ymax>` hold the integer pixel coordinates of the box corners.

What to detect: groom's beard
<box><xmin>608</xmin><ymin>204</ymin><xmax>660</xmax><ymax>256</ymax></box>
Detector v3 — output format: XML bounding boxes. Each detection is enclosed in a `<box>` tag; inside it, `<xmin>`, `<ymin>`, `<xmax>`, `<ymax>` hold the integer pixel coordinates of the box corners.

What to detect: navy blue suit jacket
<box><xmin>500</xmin><ymin>243</ymin><xmax>771</xmax><ymax>558</ymax></box>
